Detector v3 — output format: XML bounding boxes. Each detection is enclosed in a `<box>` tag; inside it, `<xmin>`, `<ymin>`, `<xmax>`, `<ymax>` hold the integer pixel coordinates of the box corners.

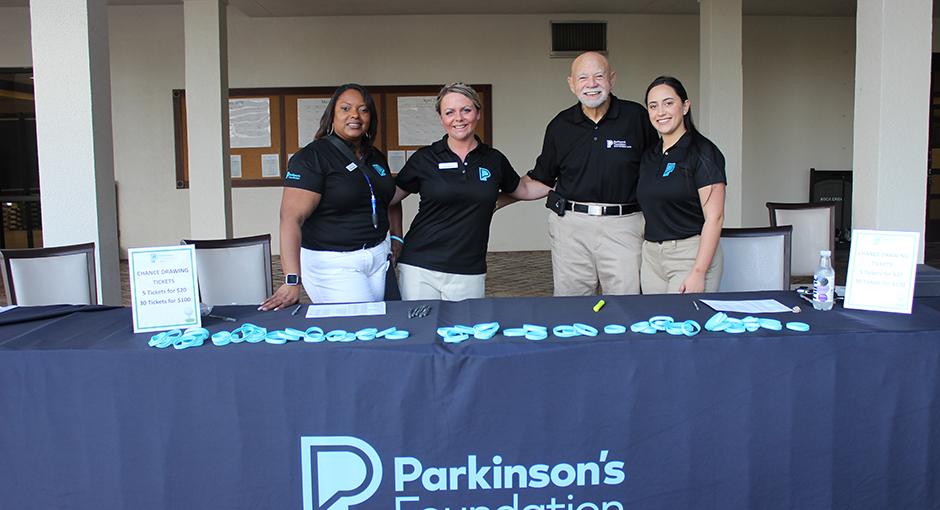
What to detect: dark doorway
<box><xmin>928</xmin><ymin>55</ymin><xmax>940</xmax><ymax>242</ymax></box>
<box><xmin>0</xmin><ymin>67</ymin><xmax>40</xmax><ymax>249</ymax></box>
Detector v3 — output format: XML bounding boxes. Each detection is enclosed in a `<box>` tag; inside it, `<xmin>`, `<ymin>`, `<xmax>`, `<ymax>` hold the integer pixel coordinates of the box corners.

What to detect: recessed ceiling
<box><xmin>0</xmin><ymin>0</ymin><xmax>878</xmax><ymax>16</ymax></box>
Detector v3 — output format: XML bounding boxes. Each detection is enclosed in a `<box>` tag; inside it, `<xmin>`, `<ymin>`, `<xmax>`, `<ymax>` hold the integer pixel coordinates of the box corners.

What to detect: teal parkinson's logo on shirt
<box><xmin>286</xmin><ymin>171</ymin><xmax>302</xmax><ymax>180</ymax></box>
<box><xmin>371</xmin><ymin>164</ymin><xmax>387</xmax><ymax>176</ymax></box>
<box><xmin>479</xmin><ymin>167</ymin><xmax>491</xmax><ymax>182</ymax></box>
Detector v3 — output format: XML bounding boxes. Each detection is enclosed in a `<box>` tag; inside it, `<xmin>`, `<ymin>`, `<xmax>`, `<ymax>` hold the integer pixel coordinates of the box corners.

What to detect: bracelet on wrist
<box><xmin>390</xmin><ymin>235</ymin><xmax>405</xmax><ymax>244</ymax></box>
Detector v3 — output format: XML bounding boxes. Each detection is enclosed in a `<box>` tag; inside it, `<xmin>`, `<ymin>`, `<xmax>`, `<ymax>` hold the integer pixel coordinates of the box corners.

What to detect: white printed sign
<box><xmin>128</xmin><ymin>245</ymin><xmax>201</xmax><ymax>333</ymax></box>
<box><xmin>844</xmin><ymin>230</ymin><xmax>920</xmax><ymax>314</ymax></box>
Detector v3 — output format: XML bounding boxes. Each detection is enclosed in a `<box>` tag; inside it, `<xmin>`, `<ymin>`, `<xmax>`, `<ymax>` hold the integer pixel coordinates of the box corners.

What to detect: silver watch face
<box><xmin>285</xmin><ymin>274</ymin><xmax>299</xmax><ymax>285</ymax></box>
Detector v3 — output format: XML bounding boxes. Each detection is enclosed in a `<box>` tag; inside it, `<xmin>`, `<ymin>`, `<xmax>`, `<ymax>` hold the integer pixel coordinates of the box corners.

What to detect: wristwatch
<box><xmin>285</xmin><ymin>273</ymin><xmax>300</xmax><ymax>286</ymax></box>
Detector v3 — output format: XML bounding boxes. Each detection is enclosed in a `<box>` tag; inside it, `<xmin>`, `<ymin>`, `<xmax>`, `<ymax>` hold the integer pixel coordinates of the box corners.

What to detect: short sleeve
<box><xmin>526</xmin><ymin>122</ymin><xmax>559</xmax><ymax>187</ymax></box>
<box><xmin>693</xmin><ymin>138</ymin><xmax>727</xmax><ymax>189</ymax></box>
<box><xmin>395</xmin><ymin>150</ymin><xmax>425</xmax><ymax>194</ymax></box>
<box><xmin>498</xmin><ymin>152</ymin><xmax>520</xmax><ymax>193</ymax></box>
<box><xmin>284</xmin><ymin>145</ymin><xmax>326</xmax><ymax>193</ymax></box>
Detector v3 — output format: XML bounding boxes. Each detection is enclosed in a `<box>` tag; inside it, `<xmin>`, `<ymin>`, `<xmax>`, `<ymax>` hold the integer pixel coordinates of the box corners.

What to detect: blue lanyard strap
<box><xmin>327</xmin><ymin>135</ymin><xmax>379</xmax><ymax>230</ymax></box>
<box><xmin>359</xmin><ymin>169</ymin><xmax>378</xmax><ymax>230</ymax></box>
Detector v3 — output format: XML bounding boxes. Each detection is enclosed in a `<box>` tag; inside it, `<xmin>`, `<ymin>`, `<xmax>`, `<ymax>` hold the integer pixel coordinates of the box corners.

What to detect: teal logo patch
<box><xmin>286</xmin><ymin>171</ymin><xmax>302</xmax><ymax>180</ymax></box>
<box><xmin>662</xmin><ymin>162</ymin><xmax>676</xmax><ymax>177</ymax></box>
<box><xmin>479</xmin><ymin>167</ymin><xmax>491</xmax><ymax>182</ymax></box>
<box><xmin>371</xmin><ymin>163</ymin><xmax>387</xmax><ymax>177</ymax></box>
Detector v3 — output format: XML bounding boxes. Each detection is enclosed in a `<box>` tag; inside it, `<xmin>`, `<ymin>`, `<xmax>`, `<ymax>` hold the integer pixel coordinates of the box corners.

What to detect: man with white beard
<box><xmin>512</xmin><ymin>52</ymin><xmax>657</xmax><ymax>296</ymax></box>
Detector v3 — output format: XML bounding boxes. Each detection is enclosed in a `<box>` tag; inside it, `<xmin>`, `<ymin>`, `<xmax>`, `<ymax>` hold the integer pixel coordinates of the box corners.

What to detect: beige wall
<box><xmin>0</xmin><ymin>8</ymin><xmax>31</xmax><ymax>67</ymax></box>
<box><xmin>742</xmin><ymin>16</ymin><xmax>857</xmax><ymax>226</ymax></box>
<box><xmin>2</xmin><ymin>6</ymin><xmax>907</xmax><ymax>253</ymax></box>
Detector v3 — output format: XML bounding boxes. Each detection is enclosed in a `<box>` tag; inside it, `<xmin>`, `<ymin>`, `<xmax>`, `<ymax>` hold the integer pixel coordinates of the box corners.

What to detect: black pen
<box><xmin>208</xmin><ymin>314</ymin><xmax>236</xmax><ymax>322</ymax></box>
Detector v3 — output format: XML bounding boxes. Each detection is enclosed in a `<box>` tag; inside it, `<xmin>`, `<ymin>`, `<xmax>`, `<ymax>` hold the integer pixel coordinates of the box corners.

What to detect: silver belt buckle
<box><xmin>587</xmin><ymin>204</ymin><xmax>603</xmax><ymax>216</ymax></box>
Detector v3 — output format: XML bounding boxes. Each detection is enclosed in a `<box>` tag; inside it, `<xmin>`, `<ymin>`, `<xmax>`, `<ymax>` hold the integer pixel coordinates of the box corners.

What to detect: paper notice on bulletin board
<box><xmin>397</xmin><ymin>96</ymin><xmax>445</xmax><ymax>146</ymax></box>
<box><xmin>229</xmin><ymin>98</ymin><xmax>271</xmax><ymax>148</ymax></box>
<box><xmin>298</xmin><ymin>98</ymin><xmax>331</xmax><ymax>147</ymax></box>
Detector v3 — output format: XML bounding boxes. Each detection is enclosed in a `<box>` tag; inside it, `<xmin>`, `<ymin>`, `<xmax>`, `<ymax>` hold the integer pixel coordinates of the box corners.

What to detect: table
<box><xmin>1</xmin><ymin>292</ymin><xmax>939</xmax><ymax>510</ymax></box>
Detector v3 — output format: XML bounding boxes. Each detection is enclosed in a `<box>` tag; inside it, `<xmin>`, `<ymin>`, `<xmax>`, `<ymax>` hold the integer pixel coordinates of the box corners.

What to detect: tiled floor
<box><xmin>3</xmin><ymin>244</ymin><xmax>940</xmax><ymax>305</ymax></box>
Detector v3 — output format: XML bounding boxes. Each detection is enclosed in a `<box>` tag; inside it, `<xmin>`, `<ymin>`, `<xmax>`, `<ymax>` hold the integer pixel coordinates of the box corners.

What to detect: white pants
<box><xmin>300</xmin><ymin>239</ymin><xmax>390</xmax><ymax>304</ymax></box>
<box><xmin>398</xmin><ymin>263</ymin><xmax>486</xmax><ymax>301</ymax></box>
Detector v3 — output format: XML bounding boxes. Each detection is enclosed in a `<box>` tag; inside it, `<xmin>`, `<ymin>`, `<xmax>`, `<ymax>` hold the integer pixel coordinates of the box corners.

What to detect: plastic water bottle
<box><xmin>812</xmin><ymin>250</ymin><xmax>835</xmax><ymax>311</ymax></box>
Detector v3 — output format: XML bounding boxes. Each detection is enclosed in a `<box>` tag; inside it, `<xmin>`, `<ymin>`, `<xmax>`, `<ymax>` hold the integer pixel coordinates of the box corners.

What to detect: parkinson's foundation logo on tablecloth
<box><xmin>301</xmin><ymin>435</ymin><xmax>629</xmax><ymax>510</ymax></box>
<box><xmin>301</xmin><ymin>436</ymin><xmax>383</xmax><ymax>510</ymax></box>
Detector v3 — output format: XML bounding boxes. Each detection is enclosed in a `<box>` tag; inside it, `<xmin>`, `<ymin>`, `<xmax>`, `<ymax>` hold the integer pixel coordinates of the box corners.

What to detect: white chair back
<box><xmin>767</xmin><ymin>203</ymin><xmax>835</xmax><ymax>277</ymax></box>
<box><xmin>718</xmin><ymin>227</ymin><xmax>792</xmax><ymax>292</ymax></box>
<box><xmin>183</xmin><ymin>235</ymin><xmax>272</xmax><ymax>305</ymax></box>
<box><xmin>1</xmin><ymin>243</ymin><xmax>97</xmax><ymax>305</ymax></box>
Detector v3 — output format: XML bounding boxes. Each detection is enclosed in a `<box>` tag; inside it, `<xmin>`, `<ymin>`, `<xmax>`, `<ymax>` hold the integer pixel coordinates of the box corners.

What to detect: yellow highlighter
<box><xmin>593</xmin><ymin>299</ymin><xmax>606</xmax><ymax>313</ymax></box>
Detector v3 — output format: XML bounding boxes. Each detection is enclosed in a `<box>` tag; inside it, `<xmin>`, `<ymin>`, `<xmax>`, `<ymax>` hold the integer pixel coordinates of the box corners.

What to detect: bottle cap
<box><xmin>821</xmin><ymin>250</ymin><xmax>831</xmax><ymax>256</ymax></box>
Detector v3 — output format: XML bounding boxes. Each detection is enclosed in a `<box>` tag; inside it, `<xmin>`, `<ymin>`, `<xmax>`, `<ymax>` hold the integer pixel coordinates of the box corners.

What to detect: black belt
<box><xmin>564</xmin><ymin>201</ymin><xmax>641</xmax><ymax>216</ymax></box>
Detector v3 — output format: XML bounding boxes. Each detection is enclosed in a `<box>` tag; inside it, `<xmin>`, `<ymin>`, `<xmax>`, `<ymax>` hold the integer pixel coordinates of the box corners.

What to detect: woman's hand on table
<box><xmin>259</xmin><ymin>284</ymin><xmax>301</xmax><ymax>311</ymax></box>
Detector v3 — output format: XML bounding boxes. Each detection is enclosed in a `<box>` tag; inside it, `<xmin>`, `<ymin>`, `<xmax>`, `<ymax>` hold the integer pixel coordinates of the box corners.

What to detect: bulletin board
<box><xmin>173</xmin><ymin>84</ymin><xmax>492</xmax><ymax>188</ymax></box>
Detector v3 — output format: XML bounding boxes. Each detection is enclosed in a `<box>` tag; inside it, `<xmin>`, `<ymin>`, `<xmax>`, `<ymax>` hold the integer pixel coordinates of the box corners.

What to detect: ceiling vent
<box><xmin>550</xmin><ymin>21</ymin><xmax>607</xmax><ymax>58</ymax></box>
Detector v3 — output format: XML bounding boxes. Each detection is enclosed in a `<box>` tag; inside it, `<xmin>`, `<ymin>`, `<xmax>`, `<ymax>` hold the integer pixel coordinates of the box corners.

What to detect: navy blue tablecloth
<box><xmin>1</xmin><ymin>292</ymin><xmax>939</xmax><ymax>510</ymax></box>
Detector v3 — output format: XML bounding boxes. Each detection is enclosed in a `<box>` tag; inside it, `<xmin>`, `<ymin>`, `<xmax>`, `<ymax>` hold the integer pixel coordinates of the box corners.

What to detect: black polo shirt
<box><xmin>527</xmin><ymin>95</ymin><xmax>657</xmax><ymax>204</ymax></box>
<box><xmin>637</xmin><ymin>130</ymin><xmax>726</xmax><ymax>242</ymax></box>
<box><xmin>284</xmin><ymin>136</ymin><xmax>396</xmax><ymax>251</ymax></box>
<box><xmin>396</xmin><ymin>136</ymin><xmax>520</xmax><ymax>275</ymax></box>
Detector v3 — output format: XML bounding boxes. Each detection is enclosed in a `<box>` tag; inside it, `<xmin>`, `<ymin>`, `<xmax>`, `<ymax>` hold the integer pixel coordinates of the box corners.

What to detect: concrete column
<box><xmin>184</xmin><ymin>0</ymin><xmax>232</xmax><ymax>239</ymax></box>
<box><xmin>29</xmin><ymin>0</ymin><xmax>121</xmax><ymax>305</ymax></box>
<box><xmin>853</xmin><ymin>0</ymin><xmax>932</xmax><ymax>261</ymax></box>
<box><xmin>699</xmin><ymin>0</ymin><xmax>744</xmax><ymax>227</ymax></box>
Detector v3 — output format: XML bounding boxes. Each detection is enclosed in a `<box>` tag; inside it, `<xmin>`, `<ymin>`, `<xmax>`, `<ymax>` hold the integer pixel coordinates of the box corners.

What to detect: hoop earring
<box><xmin>327</xmin><ymin>125</ymin><xmax>334</xmax><ymax>136</ymax></box>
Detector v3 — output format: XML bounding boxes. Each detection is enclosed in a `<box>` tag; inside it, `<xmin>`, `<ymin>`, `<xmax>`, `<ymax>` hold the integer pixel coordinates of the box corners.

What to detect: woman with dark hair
<box><xmin>260</xmin><ymin>84</ymin><xmax>400</xmax><ymax>309</ymax></box>
<box><xmin>390</xmin><ymin>82</ymin><xmax>522</xmax><ymax>301</ymax></box>
<box><xmin>637</xmin><ymin>76</ymin><xmax>725</xmax><ymax>294</ymax></box>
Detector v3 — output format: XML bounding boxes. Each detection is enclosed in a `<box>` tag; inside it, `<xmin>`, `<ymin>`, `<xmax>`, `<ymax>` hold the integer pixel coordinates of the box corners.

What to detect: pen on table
<box><xmin>208</xmin><ymin>314</ymin><xmax>236</xmax><ymax>322</ymax></box>
<box><xmin>291</xmin><ymin>304</ymin><xmax>302</xmax><ymax>316</ymax></box>
<box><xmin>693</xmin><ymin>300</ymin><xmax>700</xmax><ymax>311</ymax></box>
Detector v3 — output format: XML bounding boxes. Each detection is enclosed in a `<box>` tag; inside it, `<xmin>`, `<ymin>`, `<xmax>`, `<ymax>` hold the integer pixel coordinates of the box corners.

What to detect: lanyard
<box><xmin>327</xmin><ymin>135</ymin><xmax>379</xmax><ymax>229</ymax></box>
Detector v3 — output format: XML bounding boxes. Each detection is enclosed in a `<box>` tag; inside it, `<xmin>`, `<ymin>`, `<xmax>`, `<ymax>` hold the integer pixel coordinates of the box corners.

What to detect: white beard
<box><xmin>579</xmin><ymin>90</ymin><xmax>608</xmax><ymax>109</ymax></box>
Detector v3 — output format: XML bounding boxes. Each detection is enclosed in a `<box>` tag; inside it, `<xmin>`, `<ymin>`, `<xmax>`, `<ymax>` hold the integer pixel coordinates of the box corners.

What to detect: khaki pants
<box><xmin>548</xmin><ymin>210</ymin><xmax>644</xmax><ymax>296</ymax></box>
<box><xmin>398</xmin><ymin>263</ymin><xmax>486</xmax><ymax>301</ymax></box>
<box><xmin>640</xmin><ymin>236</ymin><xmax>723</xmax><ymax>294</ymax></box>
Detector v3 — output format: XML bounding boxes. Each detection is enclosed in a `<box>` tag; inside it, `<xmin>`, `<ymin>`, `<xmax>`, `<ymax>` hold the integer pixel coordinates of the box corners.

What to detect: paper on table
<box><xmin>0</xmin><ymin>305</ymin><xmax>18</xmax><ymax>314</ymax></box>
<box><xmin>699</xmin><ymin>299</ymin><xmax>794</xmax><ymax>314</ymax></box>
<box><xmin>844</xmin><ymin>229</ymin><xmax>919</xmax><ymax>314</ymax></box>
<box><xmin>305</xmin><ymin>301</ymin><xmax>387</xmax><ymax>319</ymax></box>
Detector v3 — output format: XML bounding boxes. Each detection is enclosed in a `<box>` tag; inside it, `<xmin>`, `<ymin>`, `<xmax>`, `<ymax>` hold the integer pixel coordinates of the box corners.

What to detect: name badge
<box><xmin>438</xmin><ymin>162</ymin><xmax>459</xmax><ymax>170</ymax></box>
<box><xmin>345</xmin><ymin>163</ymin><xmax>358</xmax><ymax>172</ymax></box>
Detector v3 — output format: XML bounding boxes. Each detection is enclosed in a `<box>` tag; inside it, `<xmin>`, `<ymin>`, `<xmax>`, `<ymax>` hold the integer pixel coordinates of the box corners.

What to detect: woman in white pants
<box><xmin>260</xmin><ymin>84</ymin><xmax>401</xmax><ymax>309</ymax></box>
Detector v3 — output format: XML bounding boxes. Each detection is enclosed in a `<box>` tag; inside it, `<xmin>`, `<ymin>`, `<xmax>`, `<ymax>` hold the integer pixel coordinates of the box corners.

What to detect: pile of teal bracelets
<box><xmin>149</xmin><ymin>313</ymin><xmax>811</xmax><ymax>350</ymax></box>
<box><xmin>702</xmin><ymin>312</ymin><xmax>809</xmax><ymax>334</ymax></box>
<box><xmin>150</xmin><ymin>323</ymin><xmax>410</xmax><ymax>349</ymax></box>
<box><xmin>630</xmin><ymin>316</ymin><xmax>702</xmax><ymax>336</ymax></box>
